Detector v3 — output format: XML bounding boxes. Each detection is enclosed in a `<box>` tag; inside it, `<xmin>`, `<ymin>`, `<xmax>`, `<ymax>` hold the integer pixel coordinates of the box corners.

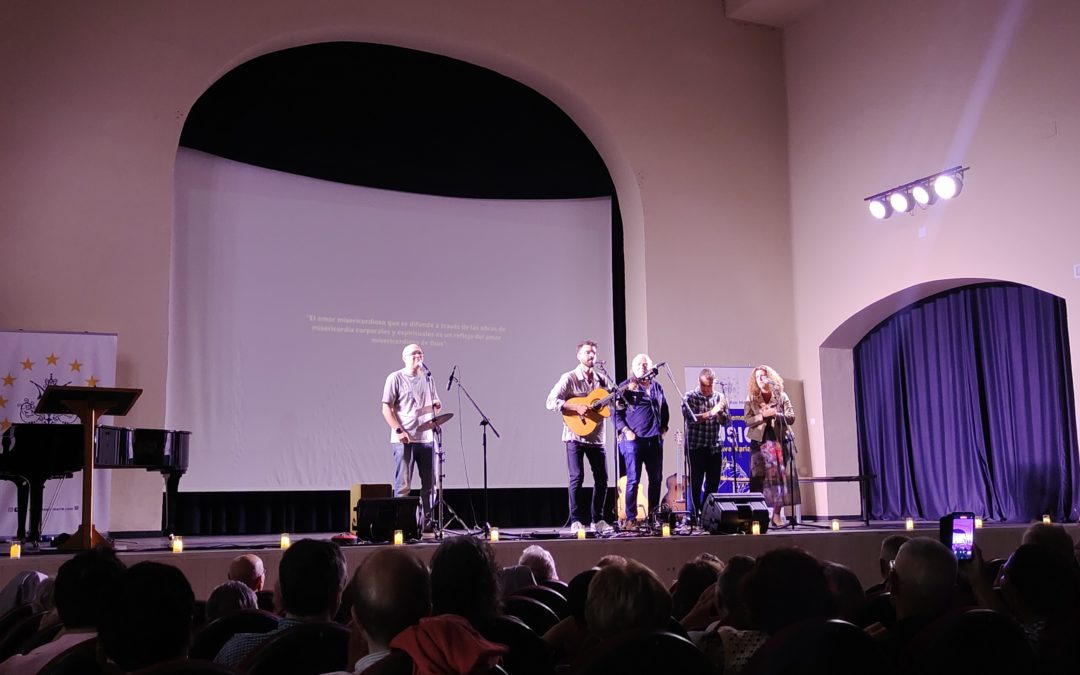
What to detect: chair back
<box><xmin>17</xmin><ymin>620</ymin><xmax>64</xmax><ymax>655</ymax></box>
<box><xmin>365</xmin><ymin>649</ymin><xmax>509</xmax><ymax>675</ymax></box>
<box><xmin>539</xmin><ymin>579</ymin><xmax>569</xmax><ymax>596</ymax></box>
<box><xmin>908</xmin><ymin>608</ymin><xmax>1032</xmax><ymax>675</ymax></box>
<box><xmin>38</xmin><ymin>636</ymin><xmax>104</xmax><ymax>675</ymax></box>
<box><xmin>475</xmin><ymin>614</ymin><xmax>554</xmax><ymax>675</ymax></box>
<box><xmin>240</xmin><ymin>621</ymin><xmax>349</xmax><ymax>675</ymax></box>
<box><xmin>0</xmin><ymin>609</ymin><xmax>45</xmax><ymax>661</ymax></box>
<box><xmin>188</xmin><ymin>608</ymin><xmax>279</xmax><ymax>660</ymax></box>
<box><xmin>574</xmin><ymin>630</ymin><xmax>718</xmax><ymax>675</ymax></box>
<box><xmin>0</xmin><ymin>603</ymin><xmax>34</xmax><ymax>643</ymax></box>
<box><xmin>502</xmin><ymin>596</ymin><xmax>560</xmax><ymax>635</ymax></box>
<box><xmin>745</xmin><ymin>618</ymin><xmax>891</xmax><ymax>675</ymax></box>
<box><xmin>510</xmin><ymin>586</ymin><xmax>569</xmax><ymax>619</ymax></box>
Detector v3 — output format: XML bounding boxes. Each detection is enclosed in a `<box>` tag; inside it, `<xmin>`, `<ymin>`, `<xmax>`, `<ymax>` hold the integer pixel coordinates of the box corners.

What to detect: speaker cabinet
<box><xmin>354</xmin><ymin>497</ymin><xmax>421</xmax><ymax>542</ymax></box>
<box><xmin>701</xmin><ymin>492</ymin><xmax>769</xmax><ymax>534</ymax></box>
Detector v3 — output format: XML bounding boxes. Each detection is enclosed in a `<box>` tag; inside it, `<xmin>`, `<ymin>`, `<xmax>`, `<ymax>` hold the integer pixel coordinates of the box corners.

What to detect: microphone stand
<box><xmin>659</xmin><ymin>363</ymin><xmax>696</xmax><ymax>528</ymax></box>
<box><xmin>420</xmin><ymin>365</ymin><xmax>443</xmax><ymax>538</ymax></box>
<box><xmin>595</xmin><ymin>361</ymin><xmax>617</xmax><ymax>525</ymax></box>
<box><xmin>447</xmin><ymin>370</ymin><xmax>500</xmax><ymax>534</ymax></box>
<box><xmin>770</xmin><ymin>381</ymin><xmax>804</xmax><ymax>531</ymax></box>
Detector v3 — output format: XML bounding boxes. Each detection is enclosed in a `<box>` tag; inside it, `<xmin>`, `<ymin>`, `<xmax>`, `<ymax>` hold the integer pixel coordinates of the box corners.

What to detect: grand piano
<box><xmin>0</xmin><ymin>423</ymin><xmax>190</xmax><ymax>542</ymax></box>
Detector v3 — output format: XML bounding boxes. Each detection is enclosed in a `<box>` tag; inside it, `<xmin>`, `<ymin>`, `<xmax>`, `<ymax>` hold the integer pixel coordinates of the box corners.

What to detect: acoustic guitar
<box><xmin>561</xmin><ymin>387</ymin><xmax>621</xmax><ymax>437</ymax></box>
<box><xmin>662</xmin><ymin>430</ymin><xmax>688</xmax><ymax>512</ymax></box>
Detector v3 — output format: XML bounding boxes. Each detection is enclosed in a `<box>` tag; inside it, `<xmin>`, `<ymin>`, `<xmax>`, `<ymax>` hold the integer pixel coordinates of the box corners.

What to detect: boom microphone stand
<box><xmin>423</xmin><ymin>364</ymin><xmax>467</xmax><ymax>539</ymax></box>
<box><xmin>659</xmin><ymin>363</ymin><xmax>697</xmax><ymax>527</ymax></box>
<box><xmin>769</xmin><ymin>380</ymin><xmax>802</xmax><ymax>531</ymax></box>
<box><xmin>446</xmin><ymin>368</ymin><xmax>500</xmax><ymax>533</ymax></box>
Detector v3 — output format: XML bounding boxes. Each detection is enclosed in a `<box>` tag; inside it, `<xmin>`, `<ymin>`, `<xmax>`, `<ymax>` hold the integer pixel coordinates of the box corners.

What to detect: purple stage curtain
<box><xmin>855</xmin><ymin>283</ymin><xmax>1079</xmax><ymax>522</ymax></box>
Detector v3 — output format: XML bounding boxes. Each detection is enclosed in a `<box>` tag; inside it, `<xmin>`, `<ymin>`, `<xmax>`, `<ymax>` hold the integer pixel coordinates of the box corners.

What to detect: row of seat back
<box><xmin>571</xmin><ymin>630</ymin><xmax>717</xmax><ymax>675</ymax></box>
<box><xmin>188</xmin><ymin>609</ymin><xmax>280</xmax><ymax>661</ymax></box>
<box><xmin>35</xmin><ymin>619</ymin><xmax>349</xmax><ymax>675</ymax></box>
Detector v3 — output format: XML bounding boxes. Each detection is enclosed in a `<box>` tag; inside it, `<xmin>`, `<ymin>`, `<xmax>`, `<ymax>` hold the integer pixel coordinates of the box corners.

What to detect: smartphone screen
<box><xmin>950</xmin><ymin>513</ymin><xmax>975</xmax><ymax>560</ymax></box>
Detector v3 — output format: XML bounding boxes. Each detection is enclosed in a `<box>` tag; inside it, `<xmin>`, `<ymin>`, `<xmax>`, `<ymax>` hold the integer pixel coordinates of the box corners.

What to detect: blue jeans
<box><xmin>566</xmin><ymin>441</ymin><xmax>608</xmax><ymax>525</ymax></box>
<box><xmin>619</xmin><ymin>435</ymin><xmax>662</xmax><ymax>519</ymax></box>
<box><xmin>393</xmin><ymin>442</ymin><xmax>433</xmax><ymax>520</ymax></box>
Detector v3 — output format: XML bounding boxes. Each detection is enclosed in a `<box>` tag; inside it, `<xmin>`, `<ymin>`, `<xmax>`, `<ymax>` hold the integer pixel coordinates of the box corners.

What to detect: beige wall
<box><xmin>786</xmin><ymin>0</ymin><xmax>1080</xmax><ymax>513</ymax></box>
<box><xmin>1</xmin><ymin>1</ymin><xmax>793</xmax><ymax>530</ymax></box>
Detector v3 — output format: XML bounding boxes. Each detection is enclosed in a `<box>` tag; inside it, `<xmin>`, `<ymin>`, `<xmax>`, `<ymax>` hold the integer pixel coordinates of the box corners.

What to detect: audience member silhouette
<box><xmin>518</xmin><ymin>545</ymin><xmax>559</xmax><ymax>583</ymax></box>
<box><xmin>205</xmin><ymin>580</ymin><xmax>259</xmax><ymax>622</ymax></box>
<box><xmin>0</xmin><ymin>546</ymin><xmax>124</xmax><ymax>674</ymax></box>
<box><xmin>215</xmin><ymin>538</ymin><xmax>346</xmax><ymax>668</ymax></box>
<box><xmin>98</xmin><ymin>561</ymin><xmax>195</xmax><ymax>672</ymax></box>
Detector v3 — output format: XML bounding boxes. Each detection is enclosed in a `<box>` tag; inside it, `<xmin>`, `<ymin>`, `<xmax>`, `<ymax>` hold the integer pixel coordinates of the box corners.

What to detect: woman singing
<box><xmin>744</xmin><ymin>365</ymin><xmax>799</xmax><ymax>527</ymax></box>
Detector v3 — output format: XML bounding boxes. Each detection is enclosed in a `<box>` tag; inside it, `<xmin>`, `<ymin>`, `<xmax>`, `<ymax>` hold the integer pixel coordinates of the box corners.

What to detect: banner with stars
<box><xmin>0</xmin><ymin>330</ymin><xmax>117</xmax><ymax>537</ymax></box>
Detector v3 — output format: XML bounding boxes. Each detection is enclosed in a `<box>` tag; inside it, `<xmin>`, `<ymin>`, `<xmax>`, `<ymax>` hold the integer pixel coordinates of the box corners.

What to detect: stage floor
<box><xmin>0</xmin><ymin>521</ymin><xmax>1064</xmax><ymax>599</ymax></box>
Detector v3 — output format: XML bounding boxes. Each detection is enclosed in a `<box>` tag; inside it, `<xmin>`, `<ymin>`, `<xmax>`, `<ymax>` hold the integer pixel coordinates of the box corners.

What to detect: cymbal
<box><xmin>416</xmin><ymin>412</ymin><xmax>454</xmax><ymax>433</ymax></box>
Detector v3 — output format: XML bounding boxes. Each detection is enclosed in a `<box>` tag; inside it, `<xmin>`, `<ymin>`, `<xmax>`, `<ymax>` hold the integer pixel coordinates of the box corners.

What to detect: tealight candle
<box><xmin>751</xmin><ymin>522</ymin><xmax>761</xmax><ymax>535</ymax></box>
<box><xmin>905</xmin><ymin>517</ymin><xmax>914</xmax><ymax>531</ymax></box>
<box><xmin>831</xmin><ymin>519</ymin><xmax>841</xmax><ymax>531</ymax></box>
<box><xmin>171</xmin><ymin>537</ymin><xmax>183</xmax><ymax>554</ymax></box>
<box><xmin>393</xmin><ymin>530</ymin><xmax>404</xmax><ymax>546</ymax></box>
<box><xmin>490</xmin><ymin>527</ymin><xmax>500</xmax><ymax>543</ymax></box>
<box><xmin>280</xmin><ymin>533</ymin><xmax>291</xmax><ymax>549</ymax></box>
<box><xmin>975</xmin><ymin>517</ymin><xmax>983</xmax><ymax>529</ymax></box>
<box><xmin>661</xmin><ymin>523</ymin><xmax>671</xmax><ymax>537</ymax></box>
<box><xmin>576</xmin><ymin>527</ymin><xmax>586</xmax><ymax>540</ymax></box>
<box><xmin>1042</xmin><ymin>515</ymin><xmax>1052</xmax><ymax>524</ymax></box>
<box><xmin>9</xmin><ymin>541</ymin><xmax>21</xmax><ymax>559</ymax></box>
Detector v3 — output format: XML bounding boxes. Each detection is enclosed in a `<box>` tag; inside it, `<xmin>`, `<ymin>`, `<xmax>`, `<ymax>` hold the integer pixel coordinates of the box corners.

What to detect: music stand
<box><xmin>35</xmin><ymin>385</ymin><xmax>142</xmax><ymax>549</ymax></box>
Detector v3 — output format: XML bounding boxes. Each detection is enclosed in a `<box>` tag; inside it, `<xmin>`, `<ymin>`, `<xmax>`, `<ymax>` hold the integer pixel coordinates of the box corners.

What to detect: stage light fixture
<box><xmin>864</xmin><ymin>166</ymin><xmax>968</xmax><ymax>219</ymax></box>
<box><xmin>889</xmin><ymin>190</ymin><xmax>915</xmax><ymax>213</ymax></box>
<box><xmin>911</xmin><ymin>183</ymin><xmax>936</xmax><ymax>206</ymax></box>
<box><xmin>933</xmin><ymin>172</ymin><xmax>963</xmax><ymax>199</ymax></box>
<box><xmin>868</xmin><ymin>198</ymin><xmax>892</xmax><ymax>219</ymax></box>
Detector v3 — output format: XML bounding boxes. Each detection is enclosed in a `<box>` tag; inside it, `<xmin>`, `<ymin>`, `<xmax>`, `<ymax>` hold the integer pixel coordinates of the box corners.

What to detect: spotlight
<box><xmin>864</xmin><ymin>166</ymin><xmax>968</xmax><ymax>219</ymax></box>
<box><xmin>933</xmin><ymin>173</ymin><xmax>963</xmax><ymax>199</ymax></box>
<box><xmin>868</xmin><ymin>198</ymin><xmax>892</xmax><ymax>219</ymax></box>
<box><xmin>889</xmin><ymin>191</ymin><xmax>915</xmax><ymax>214</ymax></box>
<box><xmin>911</xmin><ymin>183</ymin><xmax>936</xmax><ymax>206</ymax></box>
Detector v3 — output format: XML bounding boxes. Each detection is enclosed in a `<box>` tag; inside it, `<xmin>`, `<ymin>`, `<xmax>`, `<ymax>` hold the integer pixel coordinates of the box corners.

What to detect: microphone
<box><xmin>421</xmin><ymin>362</ymin><xmax>432</xmax><ymax>378</ymax></box>
<box><xmin>447</xmin><ymin>365</ymin><xmax>457</xmax><ymax>390</ymax></box>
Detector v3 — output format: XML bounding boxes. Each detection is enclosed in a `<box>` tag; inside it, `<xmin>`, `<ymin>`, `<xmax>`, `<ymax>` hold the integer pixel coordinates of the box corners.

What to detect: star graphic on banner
<box><xmin>46</xmin><ymin>353</ymin><xmax>59</xmax><ymax>366</ymax></box>
<box><xmin>0</xmin><ymin>419</ymin><xmax>9</xmax><ymax>432</ymax></box>
<box><xmin>86</xmin><ymin>376</ymin><xmax>99</xmax><ymax>387</ymax></box>
<box><xmin>20</xmin><ymin>358</ymin><xmax>34</xmax><ymax>371</ymax></box>
<box><xmin>69</xmin><ymin>360</ymin><xmax>82</xmax><ymax>372</ymax></box>
<box><xmin>1</xmin><ymin>374</ymin><xmax>13</xmax><ymax>387</ymax></box>
<box><xmin>0</xmin><ymin>395</ymin><xmax>6</xmax><ymax>408</ymax></box>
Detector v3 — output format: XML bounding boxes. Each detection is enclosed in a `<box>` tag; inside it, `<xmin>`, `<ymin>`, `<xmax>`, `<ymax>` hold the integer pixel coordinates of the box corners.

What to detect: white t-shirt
<box><xmin>382</xmin><ymin>368</ymin><xmax>439</xmax><ymax>443</ymax></box>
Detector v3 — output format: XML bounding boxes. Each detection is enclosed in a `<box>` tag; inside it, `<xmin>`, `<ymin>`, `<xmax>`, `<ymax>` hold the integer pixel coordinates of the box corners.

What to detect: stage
<box><xmin>0</xmin><ymin>520</ymin><xmax>1060</xmax><ymax>599</ymax></box>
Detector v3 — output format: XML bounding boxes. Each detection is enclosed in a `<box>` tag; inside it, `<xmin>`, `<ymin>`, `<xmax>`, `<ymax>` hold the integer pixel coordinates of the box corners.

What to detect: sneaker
<box><xmin>570</xmin><ymin>521</ymin><xmax>585</xmax><ymax>535</ymax></box>
<box><xmin>592</xmin><ymin>520</ymin><xmax>613</xmax><ymax>535</ymax></box>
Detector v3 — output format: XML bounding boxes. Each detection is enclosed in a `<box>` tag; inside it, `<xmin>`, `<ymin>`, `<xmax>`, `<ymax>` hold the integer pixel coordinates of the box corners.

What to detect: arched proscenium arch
<box><xmin>816</xmin><ymin>278</ymin><xmax>1012</xmax><ymax>517</ymax></box>
<box><xmin>174</xmin><ymin>30</ymin><xmax>649</xmax><ymax>359</ymax></box>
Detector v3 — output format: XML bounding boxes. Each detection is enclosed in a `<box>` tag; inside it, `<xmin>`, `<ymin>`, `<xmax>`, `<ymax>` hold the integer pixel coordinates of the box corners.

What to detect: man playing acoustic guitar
<box><xmin>546</xmin><ymin>340</ymin><xmax>614</xmax><ymax>536</ymax></box>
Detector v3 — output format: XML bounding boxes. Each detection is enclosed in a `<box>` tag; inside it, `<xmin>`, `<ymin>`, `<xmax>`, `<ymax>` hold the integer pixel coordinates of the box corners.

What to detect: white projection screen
<box><xmin>168</xmin><ymin>149</ymin><xmax>614</xmax><ymax>491</ymax></box>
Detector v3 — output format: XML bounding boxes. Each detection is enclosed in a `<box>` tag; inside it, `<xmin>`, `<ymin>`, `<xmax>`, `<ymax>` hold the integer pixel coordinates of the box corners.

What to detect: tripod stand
<box><xmin>431</xmin><ymin>422</ymin><xmax>470</xmax><ymax>538</ymax></box>
<box><xmin>446</xmin><ymin>368</ymin><xmax>500</xmax><ymax>533</ymax></box>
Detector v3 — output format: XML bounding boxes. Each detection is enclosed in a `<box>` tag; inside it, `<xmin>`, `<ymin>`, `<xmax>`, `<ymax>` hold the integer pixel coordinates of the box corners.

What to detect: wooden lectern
<box><xmin>35</xmin><ymin>385</ymin><xmax>142</xmax><ymax>549</ymax></box>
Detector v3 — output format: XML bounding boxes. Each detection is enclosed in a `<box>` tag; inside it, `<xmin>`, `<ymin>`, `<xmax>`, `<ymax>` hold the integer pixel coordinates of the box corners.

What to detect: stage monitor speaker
<box><xmin>354</xmin><ymin>497</ymin><xmax>421</xmax><ymax>542</ymax></box>
<box><xmin>701</xmin><ymin>492</ymin><xmax>769</xmax><ymax>535</ymax></box>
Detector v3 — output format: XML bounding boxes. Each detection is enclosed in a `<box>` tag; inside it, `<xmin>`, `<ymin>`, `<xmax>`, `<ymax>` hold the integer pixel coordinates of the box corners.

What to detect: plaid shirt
<box><xmin>683</xmin><ymin>388</ymin><xmax>729</xmax><ymax>450</ymax></box>
<box><xmin>214</xmin><ymin>617</ymin><xmax>302</xmax><ymax>668</ymax></box>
